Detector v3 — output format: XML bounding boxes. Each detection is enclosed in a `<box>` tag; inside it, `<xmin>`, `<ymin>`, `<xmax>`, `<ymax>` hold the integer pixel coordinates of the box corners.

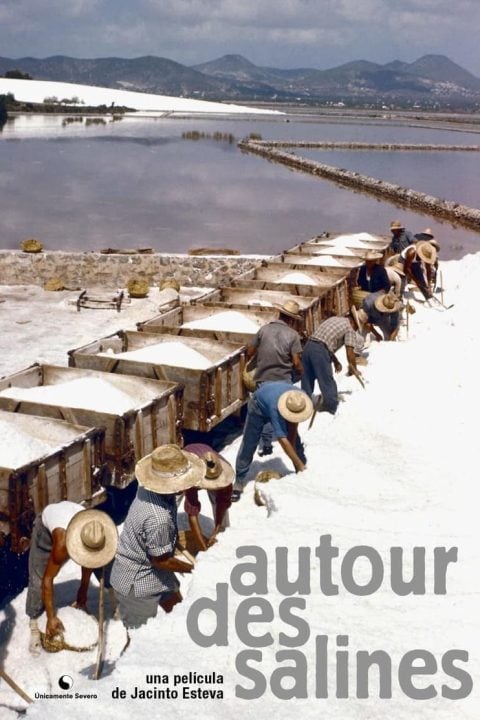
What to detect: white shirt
<box><xmin>41</xmin><ymin>501</ymin><xmax>84</xmax><ymax>534</ymax></box>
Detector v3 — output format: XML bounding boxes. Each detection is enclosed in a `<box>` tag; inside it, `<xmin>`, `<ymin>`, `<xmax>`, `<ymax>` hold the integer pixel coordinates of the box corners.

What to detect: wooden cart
<box><xmin>197</xmin><ymin>287</ymin><xmax>322</xmax><ymax>335</ymax></box>
<box><xmin>230</xmin><ymin>263</ymin><xmax>350</xmax><ymax>318</ymax></box>
<box><xmin>0</xmin><ymin>364</ymin><xmax>183</xmax><ymax>487</ymax></box>
<box><xmin>0</xmin><ymin>409</ymin><xmax>106</xmax><ymax>553</ymax></box>
<box><xmin>137</xmin><ymin>304</ymin><xmax>279</xmax><ymax>345</ymax></box>
<box><xmin>68</xmin><ymin>331</ymin><xmax>248</xmax><ymax>432</ymax></box>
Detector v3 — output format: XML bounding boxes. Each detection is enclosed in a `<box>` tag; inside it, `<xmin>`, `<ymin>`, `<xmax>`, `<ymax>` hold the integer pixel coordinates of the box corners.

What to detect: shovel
<box><xmin>0</xmin><ymin>667</ymin><xmax>33</xmax><ymax>704</ymax></box>
<box><xmin>92</xmin><ymin>569</ymin><xmax>105</xmax><ymax>680</ymax></box>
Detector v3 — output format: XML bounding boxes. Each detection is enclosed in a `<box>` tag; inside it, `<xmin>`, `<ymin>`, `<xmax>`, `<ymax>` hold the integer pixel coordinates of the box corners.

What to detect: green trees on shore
<box><xmin>0</xmin><ymin>96</ymin><xmax>8</xmax><ymax>127</ymax></box>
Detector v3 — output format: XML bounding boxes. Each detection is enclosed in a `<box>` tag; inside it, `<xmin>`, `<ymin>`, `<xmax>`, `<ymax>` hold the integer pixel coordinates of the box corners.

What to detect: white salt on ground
<box><xmin>0</xmin><ymin>377</ymin><xmax>137</xmax><ymax>414</ymax></box>
<box><xmin>0</xmin><ymin>418</ymin><xmax>56</xmax><ymax>468</ymax></box>
<box><xmin>279</xmin><ymin>271</ymin><xmax>321</xmax><ymax>285</ymax></box>
<box><xmin>182</xmin><ymin>310</ymin><xmax>263</xmax><ymax>332</ymax></box>
<box><xmin>99</xmin><ymin>341</ymin><xmax>212</xmax><ymax>369</ymax></box>
<box><xmin>37</xmin><ymin>606</ymin><xmax>99</xmax><ymax>648</ymax></box>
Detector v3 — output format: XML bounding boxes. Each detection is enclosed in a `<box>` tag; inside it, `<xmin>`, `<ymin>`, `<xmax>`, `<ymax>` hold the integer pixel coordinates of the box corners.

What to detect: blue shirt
<box><xmin>255</xmin><ymin>380</ymin><xmax>307</xmax><ymax>439</ymax></box>
<box><xmin>390</xmin><ymin>229</ymin><xmax>415</xmax><ymax>254</ymax></box>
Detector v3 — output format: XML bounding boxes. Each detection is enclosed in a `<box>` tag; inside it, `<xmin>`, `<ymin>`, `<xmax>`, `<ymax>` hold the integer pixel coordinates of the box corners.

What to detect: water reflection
<box><xmin>0</xmin><ymin>113</ymin><xmax>479</xmax><ymax>259</ymax></box>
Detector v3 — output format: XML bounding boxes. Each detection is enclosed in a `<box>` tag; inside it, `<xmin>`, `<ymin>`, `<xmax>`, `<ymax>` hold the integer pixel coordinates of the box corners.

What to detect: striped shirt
<box><xmin>110</xmin><ymin>487</ymin><xmax>178</xmax><ymax>597</ymax></box>
<box><xmin>310</xmin><ymin>316</ymin><xmax>363</xmax><ymax>354</ymax></box>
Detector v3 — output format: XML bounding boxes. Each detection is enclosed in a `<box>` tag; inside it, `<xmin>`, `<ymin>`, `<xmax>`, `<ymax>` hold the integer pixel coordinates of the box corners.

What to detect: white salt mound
<box><xmin>0</xmin><ymin>418</ymin><xmax>56</xmax><ymax>468</ymax></box>
<box><xmin>301</xmin><ymin>256</ymin><xmax>345</xmax><ymax>267</ymax></box>
<box><xmin>314</xmin><ymin>246</ymin><xmax>357</xmax><ymax>256</ymax></box>
<box><xmin>0</xmin><ymin>377</ymin><xmax>137</xmax><ymax>414</ymax></box>
<box><xmin>182</xmin><ymin>310</ymin><xmax>262</xmax><ymax>332</ymax></box>
<box><xmin>38</xmin><ymin>606</ymin><xmax>98</xmax><ymax>647</ymax></box>
<box><xmin>279</xmin><ymin>271</ymin><xmax>320</xmax><ymax>285</ymax></box>
<box><xmin>100</xmin><ymin>341</ymin><xmax>212</xmax><ymax>369</ymax></box>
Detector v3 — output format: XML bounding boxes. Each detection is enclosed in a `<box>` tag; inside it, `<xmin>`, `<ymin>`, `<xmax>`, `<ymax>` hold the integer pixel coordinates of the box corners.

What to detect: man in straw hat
<box><xmin>389</xmin><ymin>220</ymin><xmax>415</xmax><ymax>254</ymax></box>
<box><xmin>356</xmin><ymin>290</ymin><xmax>403</xmax><ymax>342</ymax></box>
<box><xmin>26</xmin><ymin>501</ymin><xmax>117</xmax><ymax>655</ymax></box>
<box><xmin>414</xmin><ymin>228</ymin><xmax>440</xmax><ymax>290</ymax></box>
<box><xmin>180</xmin><ymin>443</ymin><xmax>234</xmax><ymax>551</ymax></box>
<box><xmin>233</xmin><ymin>384</ymin><xmax>313</xmax><ymax>501</ymax></box>
<box><xmin>357</xmin><ymin>249</ymin><xmax>390</xmax><ymax>294</ymax></box>
<box><xmin>244</xmin><ymin>298</ymin><xmax>304</xmax><ymax>457</ymax></box>
<box><xmin>110</xmin><ymin>444</ymin><xmax>204</xmax><ymax>628</ymax></box>
<box><xmin>385</xmin><ymin>254</ymin><xmax>406</xmax><ymax>297</ymax></box>
<box><xmin>400</xmin><ymin>240</ymin><xmax>438</xmax><ymax>300</ymax></box>
<box><xmin>301</xmin><ymin>313</ymin><xmax>364</xmax><ymax>415</ymax></box>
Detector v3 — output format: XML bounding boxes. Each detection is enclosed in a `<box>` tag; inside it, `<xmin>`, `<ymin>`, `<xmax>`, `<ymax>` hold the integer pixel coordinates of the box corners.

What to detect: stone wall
<box><xmin>239</xmin><ymin>140</ymin><xmax>480</xmax><ymax>233</ymax></box>
<box><xmin>0</xmin><ymin>250</ymin><xmax>265</xmax><ymax>288</ymax></box>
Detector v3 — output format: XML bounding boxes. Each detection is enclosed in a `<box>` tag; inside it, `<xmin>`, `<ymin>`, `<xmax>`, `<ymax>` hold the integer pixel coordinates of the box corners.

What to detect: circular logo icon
<box><xmin>58</xmin><ymin>675</ymin><xmax>74</xmax><ymax>690</ymax></box>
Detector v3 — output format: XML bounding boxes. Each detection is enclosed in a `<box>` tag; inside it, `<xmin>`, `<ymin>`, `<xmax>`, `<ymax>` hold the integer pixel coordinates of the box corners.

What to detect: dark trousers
<box><xmin>235</xmin><ymin>395</ymin><xmax>305</xmax><ymax>487</ymax></box>
<box><xmin>25</xmin><ymin>515</ymin><xmax>52</xmax><ymax>619</ymax></box>
<box><xmin>411</xmin><ymin>260</ymin><xmax>430</xmax><ymax>299</ymax></box>
<box><xmin>301</xmin><ymin>339</ymin><xmax>338</xmax><ymax>414</ymax></box>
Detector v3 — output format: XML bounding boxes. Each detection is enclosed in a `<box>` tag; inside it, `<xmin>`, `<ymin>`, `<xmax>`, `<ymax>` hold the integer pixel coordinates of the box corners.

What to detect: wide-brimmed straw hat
<box><xmin>385</xmin><ymin>254</ymin><xmax>405</xmax><ymax>275</ymax></box>
<box><xmin>374</xmin><ymin>292</ymin><xmax>403</xmax><ymax>314</ymax></box>
<box><xmin>277</xmin><ymin>390</ymin><xmax>313</xmax><ymax>423</ymax></box>
<box><xmin>363</xmin><ymin>249</ymin><xmax>383</xmax><ymax>262</ymax></box>
<box><xmin>390</xmin><ymin>220</ymin><xmax>404</xmax><ymax>231</ymax></box>
<box><xmin>274</xmin><ymin>299</ymin><xmax>302</xmax><ymax>320</ymax></box>
<box><xmin>416</xmin><ymin>241</ymin><xmax>437</xmax><ymax>265</ymax></box>
<box><xmin>196</xmin><ymin>451</ymin><xmax>235</xmax><ymax>490</ymax></box>
<box><xmin>66</xmin><ymin>509</ymin><xmax>118</xmax><ymax>569</ymax></box>
<box><xmin>136</xmin><ymin>444</ymin><xmax>205</xmax><ymax>493</ymax></box>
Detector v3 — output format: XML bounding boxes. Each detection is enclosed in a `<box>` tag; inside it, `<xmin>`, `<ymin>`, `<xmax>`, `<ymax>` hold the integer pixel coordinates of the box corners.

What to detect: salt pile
<box><xmin>100</xmin><ymin>341</ymin><xmax>212</xmax><ymax>369</ymax></box>
<box><xmin>0</xmin><ymin>377</ymin><xmax>137</xmax><ymax>414</ymax></box>
<box><xmin>279</xmin><ymin>271</ymin><xmax>320</xmax><ymax>285</ymax></box>
<box><xmin>38</xmin><ymin>606</ymin><xmax>98</xmax><ymax>648</ymax></box>
<box><xmin>182</xmin><ymin>310</ymin><xmax>262</xmax><ymax>332</ymax></box>
<box><xmin>314</xmin><ymin>246</ymin><xmax>357</xmax><ymax>256</ymax></box>
<box><xmin>300</xmin><ymin>256</ymin><xmax>346</xmax><ymax>267</ymax></box>
<box><xmin>326</xmin><ymin>232</ymin><xmax>384</xmax><ymax>249</ymax></box>
<box><xmin>0</xmin><ymin>418</ymin><xmax>56</xmax><ymax>468</ymax></box>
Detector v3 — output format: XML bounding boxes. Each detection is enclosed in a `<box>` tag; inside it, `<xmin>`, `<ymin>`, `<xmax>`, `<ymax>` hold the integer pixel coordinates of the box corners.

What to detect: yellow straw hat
<box><xmin>66</xmin><ymin>510</ymin><xmax>118</xmax><ymax>569</ymax></box>
<box><xmin>136</xmin><ymin>444</ymin><xmax>205</xmax><ymax>493</ymax></box>
<box><xmin>416</xmin><ymin>241</ymin><xmax>437</xmax><ymax>265</ymax></box>
<box><xmin>277</xmin><ymin>390</ymin><xmax>313</xmax><ymax>423</ymax></box>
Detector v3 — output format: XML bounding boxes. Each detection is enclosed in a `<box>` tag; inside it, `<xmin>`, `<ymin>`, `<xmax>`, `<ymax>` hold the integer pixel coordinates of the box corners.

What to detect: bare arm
<box><xmin>42</xmin><ymin>529</ymin><xmax>69</xmax><ymax>637</ymax></box>
<box><xmin>278</xmin><ymin>435</ymin><xmax>305</xmax><ymax>473</ymax></box>
<box><xmin>345</xmin><ymin>346</ymin><xmax>360</xmax><ymax>374</ymax></box>
<box><xmin>292</xmin><ymin>351</ymin><xmax>303</xmax><ymax>376</ymax></box>
<box><xmin>149</xmin><ymin>552</ymin><xmax>193</xmax><ymax>574</ymax></box>
<box><xmin>331</xmin><ymin>353</ymin><xmax>342</xmax><ymax>373</ymax></box>
<box><xmin>246</xmin><ymin>343</ymin><xmax>257</xmax><ymax>360</ymax></box>
<box><xmin>187</xmin><ymin>515</ymin><xmax>208</xmax><ymax>552</ymax></box>
<box><xmin>74</xmin><ymin>566</ymin><xmax>93</xmax><ymax>609</ymax></box>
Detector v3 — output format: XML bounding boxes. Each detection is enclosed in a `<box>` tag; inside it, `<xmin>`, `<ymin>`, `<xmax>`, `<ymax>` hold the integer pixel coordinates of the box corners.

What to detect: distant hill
<box><xmin>2</xmin><ymin>53</ymin><xmax>480</xmax><ymax>108</ymax></box>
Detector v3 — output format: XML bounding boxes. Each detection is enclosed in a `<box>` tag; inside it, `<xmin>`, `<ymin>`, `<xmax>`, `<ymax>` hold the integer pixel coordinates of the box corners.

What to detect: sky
<box><xmin>1</xmin><ymin>0</ymin><xmax>480</xmax><ymax>76</ymax></box>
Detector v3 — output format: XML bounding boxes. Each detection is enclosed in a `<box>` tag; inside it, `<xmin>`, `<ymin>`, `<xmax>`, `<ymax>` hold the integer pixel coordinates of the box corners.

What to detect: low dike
<box><xmin>0</xmin><ymin>250</ymin><xmax>262</xmax><ymax>288</ymax></box>
<box><xmin>239</xmin><ymin>139</ymin><xmax>480</xmax><ymax>232</ymax></box>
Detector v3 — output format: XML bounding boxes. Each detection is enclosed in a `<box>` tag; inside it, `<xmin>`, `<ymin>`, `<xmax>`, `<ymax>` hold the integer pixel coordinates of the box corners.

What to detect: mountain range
<box><xmin>2</xmin><ymin>53</ymin><xmax>480</xmax><ymax>108</ymax></box>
